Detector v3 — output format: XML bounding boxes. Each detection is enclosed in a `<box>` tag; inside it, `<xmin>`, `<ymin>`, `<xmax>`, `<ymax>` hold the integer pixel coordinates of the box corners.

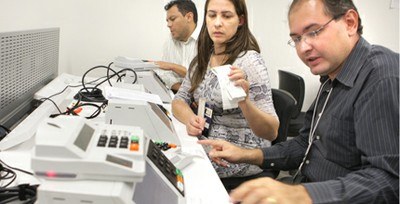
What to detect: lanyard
<box><xmin>293</xmin><ymin>79</ymin><xmax>333</xmax><ymax>179</ymax></box>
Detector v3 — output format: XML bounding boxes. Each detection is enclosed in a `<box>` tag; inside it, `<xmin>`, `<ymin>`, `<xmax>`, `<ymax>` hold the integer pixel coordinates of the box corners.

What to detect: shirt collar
<box><xmin>191</xmin><ymin>24</ymin><xmax>200</xmax><ymax>41</ymax></box>
<box><xmin>181</xmin><ymin>25</ymin><xmax>200</xmax><ymax>45</ymax></box>
<box><xmin>334</xmin><ymin>37</ymin><xmax>371</xmax><ymax>88</ymax></box>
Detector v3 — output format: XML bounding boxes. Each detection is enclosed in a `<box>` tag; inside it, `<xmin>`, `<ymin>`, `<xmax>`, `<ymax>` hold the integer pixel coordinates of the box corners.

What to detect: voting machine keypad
<box><xmin>97</xmin><ymin>130</ymin><xmax>140</xmax><ymax>151</ymax></box>
<box><xmin>147</xmin><ymin>140</ymin><xmax>185</xmax><ymax>196</ymax></box>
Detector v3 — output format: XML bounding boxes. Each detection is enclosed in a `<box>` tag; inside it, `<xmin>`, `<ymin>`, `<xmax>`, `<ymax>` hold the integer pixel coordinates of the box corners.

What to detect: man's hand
<box><xmin>154</xmin><ymin>61</ymin><xmax>187</xmax><ymax>77</ymax></box>
<box><xmin>154</xmin><ymin>61</ymin><xmax>173</xmax><ymax>71</ymax></box>
<box><xmin>197</xmin><ymin>139</ymin><xmax>263</xmax><ymax>167</ymax></box>
<box><xmin>230</xmin><ymin>177</ymin><xmax>312</xmax><ymax>204</ymax></box>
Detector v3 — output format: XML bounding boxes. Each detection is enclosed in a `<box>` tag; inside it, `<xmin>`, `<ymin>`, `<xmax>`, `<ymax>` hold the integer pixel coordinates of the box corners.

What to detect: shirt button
<box><xmin>305</xmin><ymin>160</ymin><xmax>310</xmax><ymax>164</ymax></box>
<box><xmin>316</xmin><ymin>136</ymin><xmax>320</xmax><ymax>140</ymax></box>
<box><xmin>270</xmin><ymin>163</ymin><xmax>275</xmax><ymax>167</ymax></box>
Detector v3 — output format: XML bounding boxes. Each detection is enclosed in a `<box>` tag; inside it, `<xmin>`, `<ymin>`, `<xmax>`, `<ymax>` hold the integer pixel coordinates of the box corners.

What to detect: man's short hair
<box><xmin>164</xmin><ymin>0</ymin><xmax>198</xmax><ymax>24</ymax></box>
<box><xmin>289</xmin><ymin>0</ymin><xmax>363</xmax><ymax>35</ymax></box>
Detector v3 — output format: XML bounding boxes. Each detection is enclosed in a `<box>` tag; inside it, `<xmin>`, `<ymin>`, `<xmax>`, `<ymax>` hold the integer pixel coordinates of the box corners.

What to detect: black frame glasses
<box><xmin>287</xmin><ymin>17</ymin><xmax>336</xmax><ymax>48</ymax></box>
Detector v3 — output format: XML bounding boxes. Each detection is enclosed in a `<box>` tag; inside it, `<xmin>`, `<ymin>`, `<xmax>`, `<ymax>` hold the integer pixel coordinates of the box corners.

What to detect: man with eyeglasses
<box><xmin>198</xmin><ymin>0</ymin><xmax>399</xmax><ymax>203</ymax></box>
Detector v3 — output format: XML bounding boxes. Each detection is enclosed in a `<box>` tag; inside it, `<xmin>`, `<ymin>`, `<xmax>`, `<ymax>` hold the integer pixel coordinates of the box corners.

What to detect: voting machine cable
<box><xmin>0</xmin><ymin>160</ymin><xmax>33</xmax><ymax>188</ymax></box>
<box><xmin>37</xmin><ymin>76</ymin><xmax>108</xmax><ymax>114</ymax></box>
<box><xmin>81</xmin><ymin>63</ymin><xmax>119</xmax><ymax>93</ymax></box>
<box><xmin>77</xmin><ymin>63</ymin><xmax>138</xmax><ymax>104</ymax></box>
<box><xmin>81</xmin><ymin>63</ymin><xmax>138</xmax><ymax>92</ymax></box>
<box><xmin>0</xmin><ymin>159</ymin><xmax>37</xmax><ymax>204</ymax></box>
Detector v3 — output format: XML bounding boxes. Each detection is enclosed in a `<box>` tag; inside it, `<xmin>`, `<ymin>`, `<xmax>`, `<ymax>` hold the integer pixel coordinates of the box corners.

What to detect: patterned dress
<box><xmin>174</xmin><ymin>50</ymin><xmax>277</xmax><ymax>178</ymax></box>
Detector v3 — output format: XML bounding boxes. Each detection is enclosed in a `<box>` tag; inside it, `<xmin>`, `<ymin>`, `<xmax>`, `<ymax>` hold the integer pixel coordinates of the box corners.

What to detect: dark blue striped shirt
<box><xmin>262</xmin><ymin>37</ymin><xmax>399</xmax><ymax>203</ymax></box>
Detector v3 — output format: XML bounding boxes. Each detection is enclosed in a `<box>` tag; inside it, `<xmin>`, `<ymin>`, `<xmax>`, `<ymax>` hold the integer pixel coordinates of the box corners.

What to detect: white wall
<box><xmin>0</xmin><ymin>0</ymin><xmax>398</xmax><ymax>110</ymax></box>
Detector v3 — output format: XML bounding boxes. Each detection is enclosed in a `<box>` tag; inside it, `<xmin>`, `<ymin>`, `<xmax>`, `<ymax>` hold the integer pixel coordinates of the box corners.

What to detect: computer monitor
<box><xmin>0</xmin><ymin>28</ymin><xmax>59</xmax><ymax>129</ymax></box>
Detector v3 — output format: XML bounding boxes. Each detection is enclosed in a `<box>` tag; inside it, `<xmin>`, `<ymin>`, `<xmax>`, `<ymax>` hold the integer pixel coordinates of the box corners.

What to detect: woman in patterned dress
<box><xmin>171</xmin><ymin>0</ymin><xmax>279</xmax><ymax>189</ymax></box>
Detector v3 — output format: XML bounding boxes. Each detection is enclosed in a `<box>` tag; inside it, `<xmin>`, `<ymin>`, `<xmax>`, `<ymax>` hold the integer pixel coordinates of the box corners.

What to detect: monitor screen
<box><xmin>149</xmin><ymin>102</ymin><xmax>173</xmax><ymax>132</ymax></box>
<box><xmin>73</xmin><ymin>123</ymin><xmax>95</xmax><ymax>152</ymax></box>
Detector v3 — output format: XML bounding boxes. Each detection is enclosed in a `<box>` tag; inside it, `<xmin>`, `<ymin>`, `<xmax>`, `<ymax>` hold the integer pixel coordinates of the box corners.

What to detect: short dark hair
<box><xmin>289</xmin><ymin>0</ymin><xmax>363</xmax><ymax>35</ymax></box>
<box><xmin>164</xmin><ymin>0</ymin><xmax>198</xmax><ymax>24</ymax></box>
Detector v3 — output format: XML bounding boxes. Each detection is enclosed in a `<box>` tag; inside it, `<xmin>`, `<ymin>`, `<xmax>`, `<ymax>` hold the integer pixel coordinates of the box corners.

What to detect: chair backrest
<box><xmin>278</xmin><ymin>70</ymin><xmax>305</xmax><ymax>119</ymax></box>
<box><xmin>271</xmin><ymin>88</ymin><xmax>297</xmax><ymax>145</ymax></box>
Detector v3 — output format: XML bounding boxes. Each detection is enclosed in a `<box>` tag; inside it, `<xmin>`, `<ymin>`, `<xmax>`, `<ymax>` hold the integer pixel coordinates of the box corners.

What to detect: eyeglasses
<box><xmin>287</xmin><ymin>17</ymin><xmax>336</xmax><ymax>48</ymax></box>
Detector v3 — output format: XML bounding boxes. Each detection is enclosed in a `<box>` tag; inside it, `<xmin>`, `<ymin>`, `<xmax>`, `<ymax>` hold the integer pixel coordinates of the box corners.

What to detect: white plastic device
<box><xmin>31</xmin><ymin>115</ymin><xmax>146</xmax><ymax>182</ymax></box>
<box><xmin>168</xmin><ymin>152</ymin><xmax>198</xmax><ymax>170</ymax></box>
<box><xmin>113</xmin><ymin>56</ymin><xmax>172</xmax><ymax>103</ymax></box>
<box><xmin>37</xmin><ymin>180</ymin><xmax>136</xmax><ymax>204</ymax></box>
<box><xmin>106</xmin><ymin>99</ymin><xmax>180</xmax><ymax>146</ymax></box>
<box><xmin>0</xmin><ymin>74</ymin><xmax>77</xmax><ymax>151</ymax></box>
<box><xmin>133</xmin><ymin>71</ymin><xmax>172</xmax><ymax>103</ymax></box>
<box><xmin>114</xmin><ymin>56</ymin><xmax>158</xmax><ymax>71</ymax></box>
<box><xmin>113</xmin><ymin>82</ymin><xmax>147</xmax><ymax>92</ymax></box>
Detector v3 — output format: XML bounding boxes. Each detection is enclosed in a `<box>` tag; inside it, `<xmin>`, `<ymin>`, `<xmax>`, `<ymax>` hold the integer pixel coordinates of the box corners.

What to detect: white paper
<box><xmin>212</xmin><ymin>65</ymin><xmax>245</xmax><ymax>110</ymax></box>
<box><xmin>104</xmin><ymin>86</ymin><xmax>163</xmax><ymax>105</ymax></box>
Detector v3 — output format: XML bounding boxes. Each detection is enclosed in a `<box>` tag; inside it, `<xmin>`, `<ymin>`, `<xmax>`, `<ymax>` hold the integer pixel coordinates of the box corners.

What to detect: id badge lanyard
<box><xmin>293</xmin><ymin>79</ymin><xmax>333</xmax><ymax>179</ymax></box>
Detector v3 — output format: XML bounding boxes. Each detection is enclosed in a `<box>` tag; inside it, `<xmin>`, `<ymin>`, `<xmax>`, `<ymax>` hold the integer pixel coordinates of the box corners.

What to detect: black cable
<box><xmin>0</xmin><ymin>184</ymin><xmax>38</xmax><ymax>204</ymax></box>
<box><xmin>81</xmin><ymin>65</ymin><xmax>120</xmax><ymax>92</ymax></box>
<box><xmin>83</xmin><ymin>63</ymin><xmax>138</xmax><ymax>91</ymax></box>
<box><xmin>77</xmin><ymin>64</ymin><xmax>119</xmax><ymax>103</ymax></box>
<box><xmin>64</xmin><ymin>101</ymin><xmax>105</xmax><ymax>119</ymax></box>
<box><xmin>0</xmin><ymin>160</ymin><xmax>33</xmax><ymax>176</ymax></box>
<box><xmin>0</xmin><ymin>160</ymin><xmax>34</xmax><ymax>188</ymax></box>
<box><xmin>37</xmin><ymin>63</ymin><xmax>137</xmax><ymax>119</ymax></box>
<box><xmin>92</xmin><ymin>67</ymin><xmax>137</xmax><ymax>90</ymax></box>
<box><xmin>86</xmin><ymin>75</ymin><xmax>110</xmax><ymax>84</ymax></box>
<box><xmin>74</xmin><ymin>87</ymin><xmax>107</xmax><ymax>103</ymax></box>
<box><xmin>0</xmin><ymin>160</ymin><xmax>38</xmax><ymax>204</ymax></box>
<box><xmin>38</xmin><ymin>97</ymin><xmax>63</xmax><ymax>114</ymax></box>
<box><xmin>106</xmin><ymin>62</ymin><xmax>118</xmax><ymax>85</ymax></box>
<box><xmin>44</xmin><ymin>76</ymin><xmax>109</xmax><ymax>101</ymax></box>
<box><xmin>116</xmin><ymin>67</ymin><xmax>138</xmax><ymax>84</ymax></box>
<box><xmin>79</xmin><ymin>103</ymin><xmax>103</xmax><ymax>119</ymax></box>
<box><xmin>0</xmin><ymin>165</ymin><xmax>16</xmax><ymax>188</ymax></box>
<box><xmin>0</xmin><ymin>196</ymin><xmax>19</xmax><ymax>204</ymax></box>
<box><xmin>51</xmin><ymin>91</ymin><xmax>106</xmax><ymax>120</ymax></box>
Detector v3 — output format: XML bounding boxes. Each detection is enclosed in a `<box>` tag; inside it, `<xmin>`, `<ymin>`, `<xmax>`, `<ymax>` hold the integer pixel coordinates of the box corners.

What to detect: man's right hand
<box><xmin>154</xmin><ymin>61</ymin><xmax>173</xmax><ymax>71</ymax></box>
<box><xmin>197</xmin><ymin>139</ymin><xmax>264</xmax><ymax>167</ymax></box>
<box><xmin>154</xmin><ymin>61</ymin><xmax>187</xmax><ymax>77</ymax></box>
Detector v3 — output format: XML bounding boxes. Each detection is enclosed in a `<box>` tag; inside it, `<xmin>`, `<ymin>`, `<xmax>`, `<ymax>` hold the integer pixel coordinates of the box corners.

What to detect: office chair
<box><xmin>271</xmin><ymin>88</ymin><xmax>297</xmax><ymax>145</ymax></box>
<box><xmin>278</xmin><ymin>70</ymin><xmax>305</xmax><ymax>137</ymax></box>
<box><xmin>220</xmin><ymin>88</ymin><xmax>297</xmax><ymax>192</ymax></box>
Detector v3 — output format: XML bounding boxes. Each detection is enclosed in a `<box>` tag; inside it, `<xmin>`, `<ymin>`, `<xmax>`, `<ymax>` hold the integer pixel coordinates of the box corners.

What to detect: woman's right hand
<box><xmin>186</xmin><ymin>115</ymin><xmax>205</xmax><ymax>136</ymax></box>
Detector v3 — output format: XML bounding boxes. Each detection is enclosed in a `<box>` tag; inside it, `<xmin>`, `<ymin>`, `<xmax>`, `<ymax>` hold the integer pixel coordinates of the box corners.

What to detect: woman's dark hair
<box><xmin>189</xmin><ymin>0</ymin><xmax>260</xmax><ymax>92</ymax></box>
<box><xmin>165</xmin><ymin>0</ymin><xmax>198</xmax><ymax>24</ymax></box>
<box><xmin>289</xmin><ymin>0</ymin><xmax>363</xmax><ymax>35</ymax></box>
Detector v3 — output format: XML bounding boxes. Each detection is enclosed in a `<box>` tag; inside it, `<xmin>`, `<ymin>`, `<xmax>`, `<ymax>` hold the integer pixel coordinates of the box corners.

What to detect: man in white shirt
<box><xmin>155</xmin><ymin>0</ymin><xmax>199</xmax><ymax>93</ymax></box>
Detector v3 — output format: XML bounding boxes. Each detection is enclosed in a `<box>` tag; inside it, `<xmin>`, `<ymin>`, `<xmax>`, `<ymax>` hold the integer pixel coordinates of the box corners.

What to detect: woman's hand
<box><xmin>228</xmin><ymin>66</ymin><xmax>249</xmax><ymax>95</ymax></box>
<box><xmin>186</xmin><ymin>115</ymin><xmax>205</xmax><ymax>136</ymax></box>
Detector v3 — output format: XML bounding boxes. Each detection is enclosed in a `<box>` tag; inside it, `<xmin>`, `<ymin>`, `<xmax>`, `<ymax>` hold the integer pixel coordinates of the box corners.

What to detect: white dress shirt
<box><xmin>154</xmin><ymin>26</ymin><xmax>200</xmax><ymax>89</ymax></box>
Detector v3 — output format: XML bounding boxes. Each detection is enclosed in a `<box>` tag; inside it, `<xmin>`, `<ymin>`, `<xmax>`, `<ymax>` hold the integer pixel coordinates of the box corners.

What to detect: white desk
<box><xmin>0</xmin><ymin>74</ymin><xmax>230</xmax><ymax>204</ymax></box>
